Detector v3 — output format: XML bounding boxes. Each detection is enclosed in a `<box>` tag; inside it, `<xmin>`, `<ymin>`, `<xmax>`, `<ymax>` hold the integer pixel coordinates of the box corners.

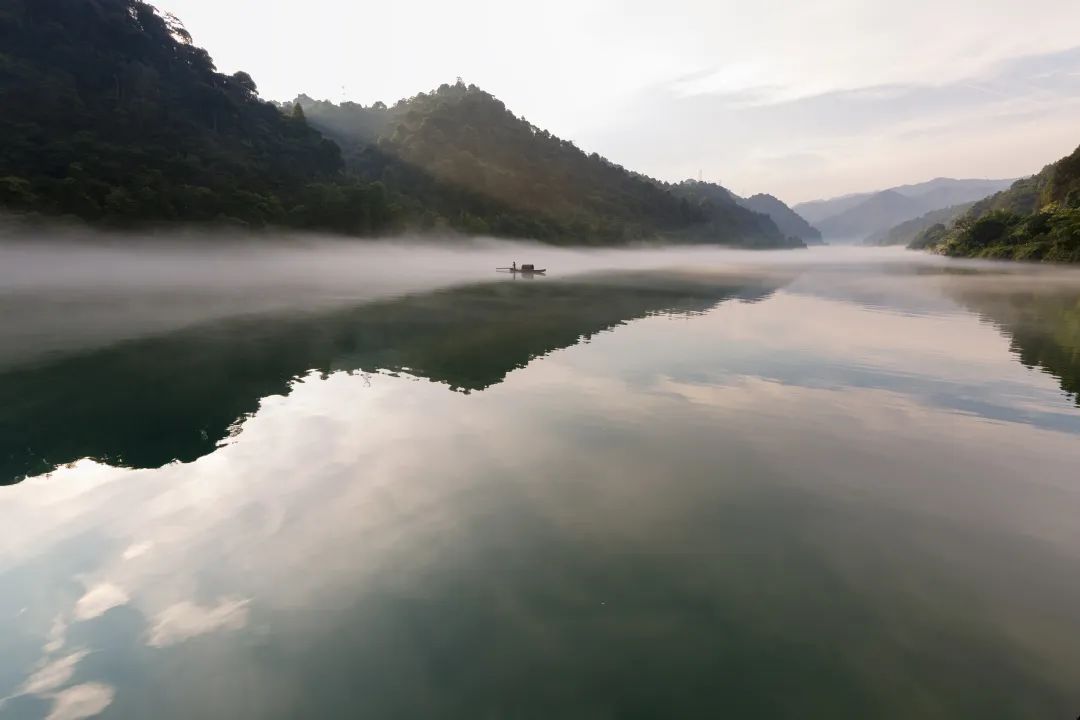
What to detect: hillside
<box><xmin>912</xmin><ymin>144</ymin><xmax>1080</xmax><ymax>262</ymax></box>
<box><xmin>0</xmin><ymin>0</ymin><xmax>391</xmax><ymax>233</ymax></box>
<box><xmin>867</xmin><ymin>203</ymin><xmax>974</xmax><ymax>246</ymax></box>
<box><xmin>661</xmin><ymin>181</ymin><xmax>798</xmax><ymax>248</ymax></box>
<box><xmin>0</xmin><ymin>1</ymin><xmax>798</xmax><ymax>248</ymax></box>
<box><xmin>796</xmin><ymin>178</ymin><xmax>1014</xmax><ymax>241</ymax></box>
<box><xmin>738</xmin><ymin>193</ymin><xmax>823</xmax><ymax>245</ymax></box>
<box><xmin>297</xmin><ymin>87</ymin><xmax>801</xmax><ymax>248</ymax></box>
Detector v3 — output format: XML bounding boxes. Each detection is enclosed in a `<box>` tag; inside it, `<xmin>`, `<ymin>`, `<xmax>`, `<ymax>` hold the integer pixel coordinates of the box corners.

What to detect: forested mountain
<box><xmin>0</xmin><ymin>0</ymin><xmax>392</xmax><ymax>233</ymax></box>
<box><xmin>296</xmin><ymin>87</ymin><xmax>801</xmax><ymax>248</ymax></box>
<box><xmin>660</xmin><ymin>180</ymin><xmax>797</xmax><ymax>247</ymax></box>
<box><xmin>795</xmin><ymin>178</ymin><xmax>1014</xmax><ymax>242</ymax></box>
<box><xmin>737</xmin><ymin>193</ymin><xmax>823</xmax><ymax>245</ymax></box>
<box><xmin>911</xmin><ymin>144</ymin><xmax>1080</xmax><ymax>262</ymax></box>
<box><xmin>0</xmin><ymin>0</ymin><xmax>798</xmax><ymax>247</ymax></box>
<box><xmin>867</xmin><ymin>203</ymin><xmax>974</xmax><ymax>246</ymax></box>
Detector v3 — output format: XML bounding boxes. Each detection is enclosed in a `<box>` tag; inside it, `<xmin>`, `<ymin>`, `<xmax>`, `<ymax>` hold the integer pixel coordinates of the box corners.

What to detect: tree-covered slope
<box><xmin>912</xmin><ymin>145</ymin><xmax>1080</xmax><ymax>263</ymax></box>
<box><xmin>0</xmin><ymin>1</ymin><xmax>800</xmax><ymax>247</ymax></box>
<box><xmin>0</xmin><ymin>0</ymin><xmax>392</xmax><ymax>233</ymax></box>
<box><xmin>298</xmin><ymin>85</ymin><xmax>801</xmax><ymax>248</ymax></box>
<box><xmin>662</xmin><ymin>181</ymin><xmax>801</xmax><ymax>248</ymax></box>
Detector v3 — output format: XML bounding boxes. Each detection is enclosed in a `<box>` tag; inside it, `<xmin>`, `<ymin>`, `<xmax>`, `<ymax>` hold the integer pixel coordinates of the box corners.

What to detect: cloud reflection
<box><xmin>147</xmin><ymin>598</ymin><xmax>250</xmax><ymax>648</ymax></box>
<box><xmin>73</xmin><ymin>584</ymin><xmax>130</xmax><ymax>622</ymax></box>
<box><xmin>44</xmin><ymin>683</ymin><xmax>114</xmax><ymax>720</ymax></box>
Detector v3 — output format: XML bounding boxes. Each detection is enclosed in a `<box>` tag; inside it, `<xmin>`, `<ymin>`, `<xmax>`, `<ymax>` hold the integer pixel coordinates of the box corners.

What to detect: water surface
<box><xmin>2</xmin><ymin>242</ymin><xmax>1079</xmax><ymax>719</ymax></box>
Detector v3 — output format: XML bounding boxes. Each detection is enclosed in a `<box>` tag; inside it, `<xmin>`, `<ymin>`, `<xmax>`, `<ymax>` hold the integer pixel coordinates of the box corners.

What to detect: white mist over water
<box><xmin>2</xmin><ymin>228</ymin><xmax>1078</xmax><ymax>372</ymax></box>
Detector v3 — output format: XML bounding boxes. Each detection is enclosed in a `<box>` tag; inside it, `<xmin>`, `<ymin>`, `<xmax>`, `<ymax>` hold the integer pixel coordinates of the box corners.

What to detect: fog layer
<box><xmin>3</xmin><ymin>228</ymin><xmax>1077</xmax><ymax>372</ymax></box>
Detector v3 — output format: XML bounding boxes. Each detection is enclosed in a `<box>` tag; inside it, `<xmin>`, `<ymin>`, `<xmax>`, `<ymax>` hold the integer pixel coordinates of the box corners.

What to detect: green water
<box><xmin>2</xmin><ymin>247</ymin><xmax>1079</xmax><ymax>719</ymax></box>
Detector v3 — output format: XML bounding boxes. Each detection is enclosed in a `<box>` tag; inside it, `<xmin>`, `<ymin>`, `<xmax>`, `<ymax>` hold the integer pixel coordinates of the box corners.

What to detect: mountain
<box><xmin>814</xmin><ymin>190</ymin><xmax>925</xmax><ymax>241</ymax></box>
<box><xmin>296</xmin><ymin>88</ymin><xmax>801</xmax><ymax>248</ymax></box>
<box><xmin>794</xmin><ymin>178</ymin><xmax>1015</xmax><ymax>242</ymax></box>
<box><xmin>867</xmin><ymin>202</ymin><xmax>974</xmax><ymax>246</ymax></box>
<box><xmin>912</xmin><ymin>144</ymin><xmax>1080</xmax><ymax>262</ymax></box>
<box><xmin>661</xmin><ymin>181</ymin><xmax>800</xmax><ymax>248</ymax></box>
<box><xmin>738</xmin><ymin>193</ymin><xmax>823</xmax><ymax>245</ymax></box>
<box><xmin>0</xmin><ymin>0</ymin><xmax>392</xmax><ymax>233</ymax></box>
<box><xmin>891</xmin><ymin>177</ymin><xmax>1017</xmax><ymax>208</ymax></box>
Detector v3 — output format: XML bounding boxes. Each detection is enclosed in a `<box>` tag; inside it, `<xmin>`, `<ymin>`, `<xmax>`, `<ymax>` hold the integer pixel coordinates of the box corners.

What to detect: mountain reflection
<box><xmin>951</xmin><ymin>286</ymin><xmax>1080</xmax><ymax>406</ymax></box>
<box><xmin>0</xmin><ymin>273</ymin><xmax>779</xmax><ymax>485</ymax></box>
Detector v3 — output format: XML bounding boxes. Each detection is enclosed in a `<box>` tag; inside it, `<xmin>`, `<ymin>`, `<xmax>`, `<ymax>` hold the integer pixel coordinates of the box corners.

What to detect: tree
<box><xmin>231</xmin><ymin>71</ymin><xmax>258</xmax><ymax>95</ymax></box>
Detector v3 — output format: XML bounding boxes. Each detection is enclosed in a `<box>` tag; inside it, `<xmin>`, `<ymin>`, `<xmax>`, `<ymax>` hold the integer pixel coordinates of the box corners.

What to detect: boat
<box><xmin>496</xmin><ymin>263</ymin><xmax>546</xmax><ymax>274</ymax></box>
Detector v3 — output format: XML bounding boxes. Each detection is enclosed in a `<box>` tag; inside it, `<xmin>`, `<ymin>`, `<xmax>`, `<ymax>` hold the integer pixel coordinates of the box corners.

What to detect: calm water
<box><xmin>2</xmin><ymin>242</ymin><xmax>1079</xmax><ymax>719</ymax></box>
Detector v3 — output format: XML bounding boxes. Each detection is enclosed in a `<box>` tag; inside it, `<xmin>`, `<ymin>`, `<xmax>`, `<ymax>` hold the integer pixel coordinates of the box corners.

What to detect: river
<box><xmin>1</xmin><ymin>239</ymin><xmax>1078</xmax><ymax>718</ymax></box>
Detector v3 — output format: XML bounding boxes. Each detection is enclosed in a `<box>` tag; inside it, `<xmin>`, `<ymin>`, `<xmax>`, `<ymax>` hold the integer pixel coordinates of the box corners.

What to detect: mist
<box><xmin>6</xmin><ymin>226</ymin><xmax>1079</xmax><ymax>378</ymax></box>
<box><xmin>0</xmin><ymin>227</ymin><xmax>896</xmax><ymax>369</ymax></box>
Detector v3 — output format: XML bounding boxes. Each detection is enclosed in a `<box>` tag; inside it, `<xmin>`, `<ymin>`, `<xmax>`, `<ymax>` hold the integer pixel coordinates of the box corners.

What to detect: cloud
<box><xmin>73</xmin><ymin>583</ymin><xmax>130</xmax><ymax>621</ymax></box>
<box><xmin>581</xmin><ymin>45</ymin><xmax>1080</xmax><ymax>201</ymax></box>
<box><xmin>45</xmin><ymin>683</ymin><xmax>115</xmax><ymax>720</ymax></box>
<box><xmin>147</xmin><ymin>597</ymin><xmax>250</xmax><ymax>648</ymax></box>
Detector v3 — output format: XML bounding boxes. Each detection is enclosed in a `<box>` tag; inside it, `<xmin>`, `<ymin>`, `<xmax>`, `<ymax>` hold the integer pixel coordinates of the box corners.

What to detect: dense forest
<box><xmin>295</xmin><ymin>87</ymin><xmax>803</xmax><ymax>247</ymax></box>
<box><xmin>0</xmin><ymin>0</ymin><xmax>393</xmax><ymax>233</ymax></box>
<box><xmin>912</xmin><ymin>144</ymin><xmax>1080</xmax><ymax>262</ymax></box>
<box><xmin>0</xmin><ymin>0</ymin><xmax>800</xmax><ymax>247</ymax></box>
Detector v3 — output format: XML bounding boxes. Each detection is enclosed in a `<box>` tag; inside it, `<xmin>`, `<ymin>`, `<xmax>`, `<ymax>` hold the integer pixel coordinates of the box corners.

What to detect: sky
<box><xmin>154</xmin><ymin>0</ymin><xmax>1080</xmax><ymax>203</ymax></box>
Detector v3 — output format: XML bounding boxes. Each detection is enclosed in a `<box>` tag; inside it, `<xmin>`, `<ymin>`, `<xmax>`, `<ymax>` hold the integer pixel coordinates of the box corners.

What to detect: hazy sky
<box><xmin>155</xmin><ymin>0</ymin><xmax>1080</xmax><ymax>203</ymax></box>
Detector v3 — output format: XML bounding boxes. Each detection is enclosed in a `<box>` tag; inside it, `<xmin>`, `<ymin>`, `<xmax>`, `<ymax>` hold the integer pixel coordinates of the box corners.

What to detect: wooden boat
<box><xmin>496</xmin><ymin>264</ymin><xmax>546</xmax><ymax>274</ymax></box>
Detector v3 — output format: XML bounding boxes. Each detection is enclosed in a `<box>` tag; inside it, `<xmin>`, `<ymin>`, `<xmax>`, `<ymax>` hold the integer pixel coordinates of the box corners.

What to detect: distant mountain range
<box><xmin>794</xmin><ymin>178</ymin><xmax>1015</xmax><ymax>243</ymax></box>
